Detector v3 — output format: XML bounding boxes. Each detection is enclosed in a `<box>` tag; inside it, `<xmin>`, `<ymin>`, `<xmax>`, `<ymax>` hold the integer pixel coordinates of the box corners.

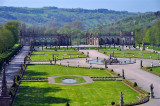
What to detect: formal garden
<box><xmin>30</xmin><ymin>51</ymin><xmax>87</xmax><ymax>61</ymax></box>
<box><xmin>14</xmin><ymin>64</ymin><xmax>142</xmax><ymax>106</ymax></box>
<box><xmin>100</xmin><ymin>49</ymin><xmax>160</xmax><ymax>60</ymax></box>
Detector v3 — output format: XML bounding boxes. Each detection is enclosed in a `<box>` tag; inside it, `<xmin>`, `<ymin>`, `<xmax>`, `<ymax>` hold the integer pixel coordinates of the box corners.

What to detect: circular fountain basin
<box><xmin>89</xmin><ymin>59</ymin><xmax>104</xmax><ymax>64</ymax></box>
<box><xmin>62</xmin><ymin>78</ymin><xmax>77</xmax><ymax>83</ymax></box>
<box><xmin>89</xmin><ymin>59</ymin><xmax>135</xmax><ymax>65</ymax></box>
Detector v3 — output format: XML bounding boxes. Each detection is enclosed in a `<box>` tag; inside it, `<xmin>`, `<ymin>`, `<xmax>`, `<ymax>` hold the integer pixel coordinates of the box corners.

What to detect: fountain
<box><xmin>62</xmin><ymin>78</ymin><xmax>77</xmax><ymax>83</ymax></box>
<box><xmin>89</xmin><ymin>53</ymin><xmax>134</xmax><ymax>65</ymax></box>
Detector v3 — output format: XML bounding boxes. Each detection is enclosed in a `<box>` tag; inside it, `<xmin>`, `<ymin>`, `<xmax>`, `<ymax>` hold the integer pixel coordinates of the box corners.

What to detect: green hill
<box><xmin>92</xmin><ymin>11</ymin><xmax>160</xmax><ymax>34</ymax></box>
<box><xmin>0</xmin><ymin>6</ymin><xmax>137</xmax><ymax>29</ymax></box>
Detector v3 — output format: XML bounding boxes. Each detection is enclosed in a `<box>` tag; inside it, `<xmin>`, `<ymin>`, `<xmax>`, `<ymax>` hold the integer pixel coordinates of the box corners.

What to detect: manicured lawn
<box><xmin>25</xmin><ymin>65</ymin><xmax>111</xmax><ymax>78</ymax></box>
<box><xmin>101</xmin><ymin>50</ymin><xmax>159</xmax><ymax>59</ymax></box>
<box><xmin>32</xmin><ymin>51</ymin><xmax>81</xmax><ymax>55</ymax></box>
<box><xmin>54</xmin><ymin>76</ymin><xmax>86</xmax><ymax>84</ymax></box>
<box><xmin>14</xmin><ymin>81</ymin><xmax>139</xmax><ymax>106</ymax></box>
<box><xmin>147</xmin><ymin>66</ymin><xmax>160</xmax><ymax>74</ymax></box>
<box><xmin>31</xmin><ymin>51</ymin><xmax>86</xmax><ymax>61</ymax></box>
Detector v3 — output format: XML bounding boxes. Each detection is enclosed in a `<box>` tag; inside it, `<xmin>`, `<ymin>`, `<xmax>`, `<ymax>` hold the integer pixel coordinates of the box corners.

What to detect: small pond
<box><xmin>62</xmin><ymin>78</ymin><xmax>78</xmax><ymax>83</ymax></box>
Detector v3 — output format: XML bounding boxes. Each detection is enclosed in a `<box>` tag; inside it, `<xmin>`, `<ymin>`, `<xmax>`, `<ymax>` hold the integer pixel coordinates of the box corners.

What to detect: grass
<box><xmin>32</xmin><ymin>51</ymin><xmax>81</xmax><ymax>55</ymax></box>
<box><xmin>14</xmin><ymin>81</ymin><xmax>139</xmax><ymax>106</ymax></box>
<box><xmin>31</xmin><ymin>51</ymin><xmax>86</xmax><ymax>61</ymax></box>
<box><xmin>145</xmin><ymin>45</ymin><xmax>160</xmax><ymax>51</ymax></box>
<box><xmin>24</xmin><ymin>65</ymin><xmax>111</xmax><ymax>78</ymax></box>
<box><xmin>100</xmin><ymin>50</ymin><xmax>160</xmax><ymax>60</ymax></box>
<box><xmin>54</xmin><ymin>76</ymin><xmax>86</xmax><ymax>84</ymax></box>
<box><xmin>142</xmin><ymin>66</ymin><xmax>160</xmax><ymax>76</ymax></box>
<box><xmin>150</xmin><ymin>66</ymin><xmax>160</xmax><ymax>74</ymax></box>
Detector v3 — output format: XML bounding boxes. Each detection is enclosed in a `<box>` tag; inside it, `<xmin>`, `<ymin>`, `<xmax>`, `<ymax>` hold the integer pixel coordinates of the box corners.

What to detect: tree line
<box><xmin>0</xmin><ymin>20</ymin><xmax>20</xmax><ymax>53</ymax></box>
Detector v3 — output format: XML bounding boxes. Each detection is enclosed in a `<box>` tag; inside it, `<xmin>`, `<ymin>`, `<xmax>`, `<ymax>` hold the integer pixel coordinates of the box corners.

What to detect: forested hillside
<box><xmin>0</xmin><ymin>6</ymin><xmax>137</xmax><ymax>29</ymax></box>
<box><xmin>135</xmin><ymin>20</ymin><xmax>160</xmax><ymax>46</ymax></box>
<box><xmin>92</xmin><ymin>11</ymin><xmax>160</xmax><ymax>34</ymax></box>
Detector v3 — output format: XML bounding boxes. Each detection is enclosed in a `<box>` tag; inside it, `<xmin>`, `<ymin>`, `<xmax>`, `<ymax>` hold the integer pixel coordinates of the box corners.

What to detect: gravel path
<box><xmin>0</xmin><ymin>46</ymin><xmax>30</xmax><ymax>88</ymax></box>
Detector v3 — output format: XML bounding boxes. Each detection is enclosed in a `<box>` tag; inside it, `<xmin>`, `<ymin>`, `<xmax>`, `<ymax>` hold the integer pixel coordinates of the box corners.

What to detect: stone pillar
<box><xmin>52</xmin><ymin>55</ymin><xmax>54</xmax><ymax>61</ymax></box>
<box><xmin>140</xmin><ymin>60</ymin><xmax>143</xmax><ymax>68</ymax></box>
<box><xmin>55</xmin><ymin>57</ymin><xmax>56</xmax><ymax>64</ymax></box>
<box><xmin>122</xmin><ymin>69</ymin><xmax>125</xmax><ymax>79</ymax></box>
<box><xmin>151</xmin><ymin>62</ymin><xmax>153</xmax><ymax>67</ymax></box>
<box><xmin>120</xmin><ymin>92</ymin><xmax>124</xmax><ymax>106</ymax></box>
<box><xmin>59</xmin><ymin>60</ymin><xmax>61</xmax><ymax>65</ymax></box>
<box><xmin>142</xmin><ymin>38</ymin><xmax>145</xmax><ymax>51</ymax></box>
<box><xmin>150</xmin><ymin>84</ymin><xmax>154</xmax><ymax>99</ymax></box>
<box><xmin>90</xmin><ymin>63</ymin><xmax>92</xmax><ymax>69</ymax></box>
<box><xmin>105</xmin><ymin>61</ymin><xmax>108</xmax><ymax>68</ymax></box>
<box><xmin>1</xmin><ymin>69</ymin><xmax>8</xmax><ymax>97</ymax></box>
<box><xmin>77</xmin><ymin>61</ymin><xmax>79</xmax><ymax>68</ymax></box>
<box><xmin>87</xmin><ymin>52</ymin><xmax>89</xmax><ymax>57</ymax></box>
<box><xmin>129</xmin><ymin>58</ymin><xmax>131</xmax><ymax>63</ymax></box>
<box><xmin>113</xmin><ymin>51</ymin><xmax>114</xmax><ymax>57</ymax></box>
<box><xmin>67</xmin><ymin>61</ymin><xmax>69</xmax><ymax>67</ymax></box>
<box><xmin>109</xmin><ymin>53</ymin><xmax>111</xmax><ymax>59</ymax></box>
<box><xmin>2</xmin><ymin>62</ymin><xmax>6</xmax><ymax>70</ymax></box>
<box><xmin>0</xmin><ymin>68</ymin><xmax>10</xmax><ymax>106</ymax></box>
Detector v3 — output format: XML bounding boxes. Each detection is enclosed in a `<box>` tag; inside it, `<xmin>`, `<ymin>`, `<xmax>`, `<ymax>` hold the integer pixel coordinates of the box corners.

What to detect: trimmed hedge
<box><xmin>105</xmin><ymin>68</ymin><xmax>120</xmax><ymax>77</ymax></box>
<box><xmin>9</xmin><ymin>63</ymin><xmax>27</xmax><ymax>105</ymax></box>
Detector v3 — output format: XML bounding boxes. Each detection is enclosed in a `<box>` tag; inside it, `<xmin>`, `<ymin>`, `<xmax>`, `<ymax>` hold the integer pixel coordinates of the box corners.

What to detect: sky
<box><xmin>0</xmin><ymin>0</ymin><xmax>160</xmax><ymax>12</ymax></box>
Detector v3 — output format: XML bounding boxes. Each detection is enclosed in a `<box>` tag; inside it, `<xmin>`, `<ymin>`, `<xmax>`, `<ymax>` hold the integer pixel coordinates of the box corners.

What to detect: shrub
<box><xmin>133</xmin><ymin>82</ymin><xmax>138</xmax><ymax>87</ymax></box>
<box><xmin>111</xmin><ymin>69</ymin><xmax>114</xmax><ymax>72</ymax></box>
<box><xmin>111</xmin><ymin>101</ymin><xmax>115</xmax><ymax>105</ymax></box>
<box><xmin>65</xmin><ymin>102</ymin><xmax>70</xmax><ymax>106</ymax></box>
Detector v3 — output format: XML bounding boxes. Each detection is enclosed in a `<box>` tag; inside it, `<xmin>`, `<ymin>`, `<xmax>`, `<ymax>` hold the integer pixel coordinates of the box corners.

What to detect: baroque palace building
<box><xmin>20</xmin><ymin>31</ymin><xmax>71</xmax><ymax>46</ymax></box>
<box><xmin>85</xmin><ymin>31</ymin><xmax>135</xmax><ymax>45</ymax></box>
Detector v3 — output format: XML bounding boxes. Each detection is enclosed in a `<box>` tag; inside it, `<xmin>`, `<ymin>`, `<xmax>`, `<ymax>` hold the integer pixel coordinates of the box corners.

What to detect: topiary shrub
<box><xmin>111</xmin><ymin>69</ymin><xmax>114</xmax><ymax>72</ymax></box>
<box><xmin>111</xmin><ymin>101</ymin><xmax>115</xmax><ymax>105</ymax></box>
<box><xmin>65</xmin><ymin>102</ymin><xmax>70</xmax><ymax>106</ymax></box>
<box><xmin>133</xmin><ymin>82</ymin><xmax>138</xmax><ymax>87</ymax></box>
